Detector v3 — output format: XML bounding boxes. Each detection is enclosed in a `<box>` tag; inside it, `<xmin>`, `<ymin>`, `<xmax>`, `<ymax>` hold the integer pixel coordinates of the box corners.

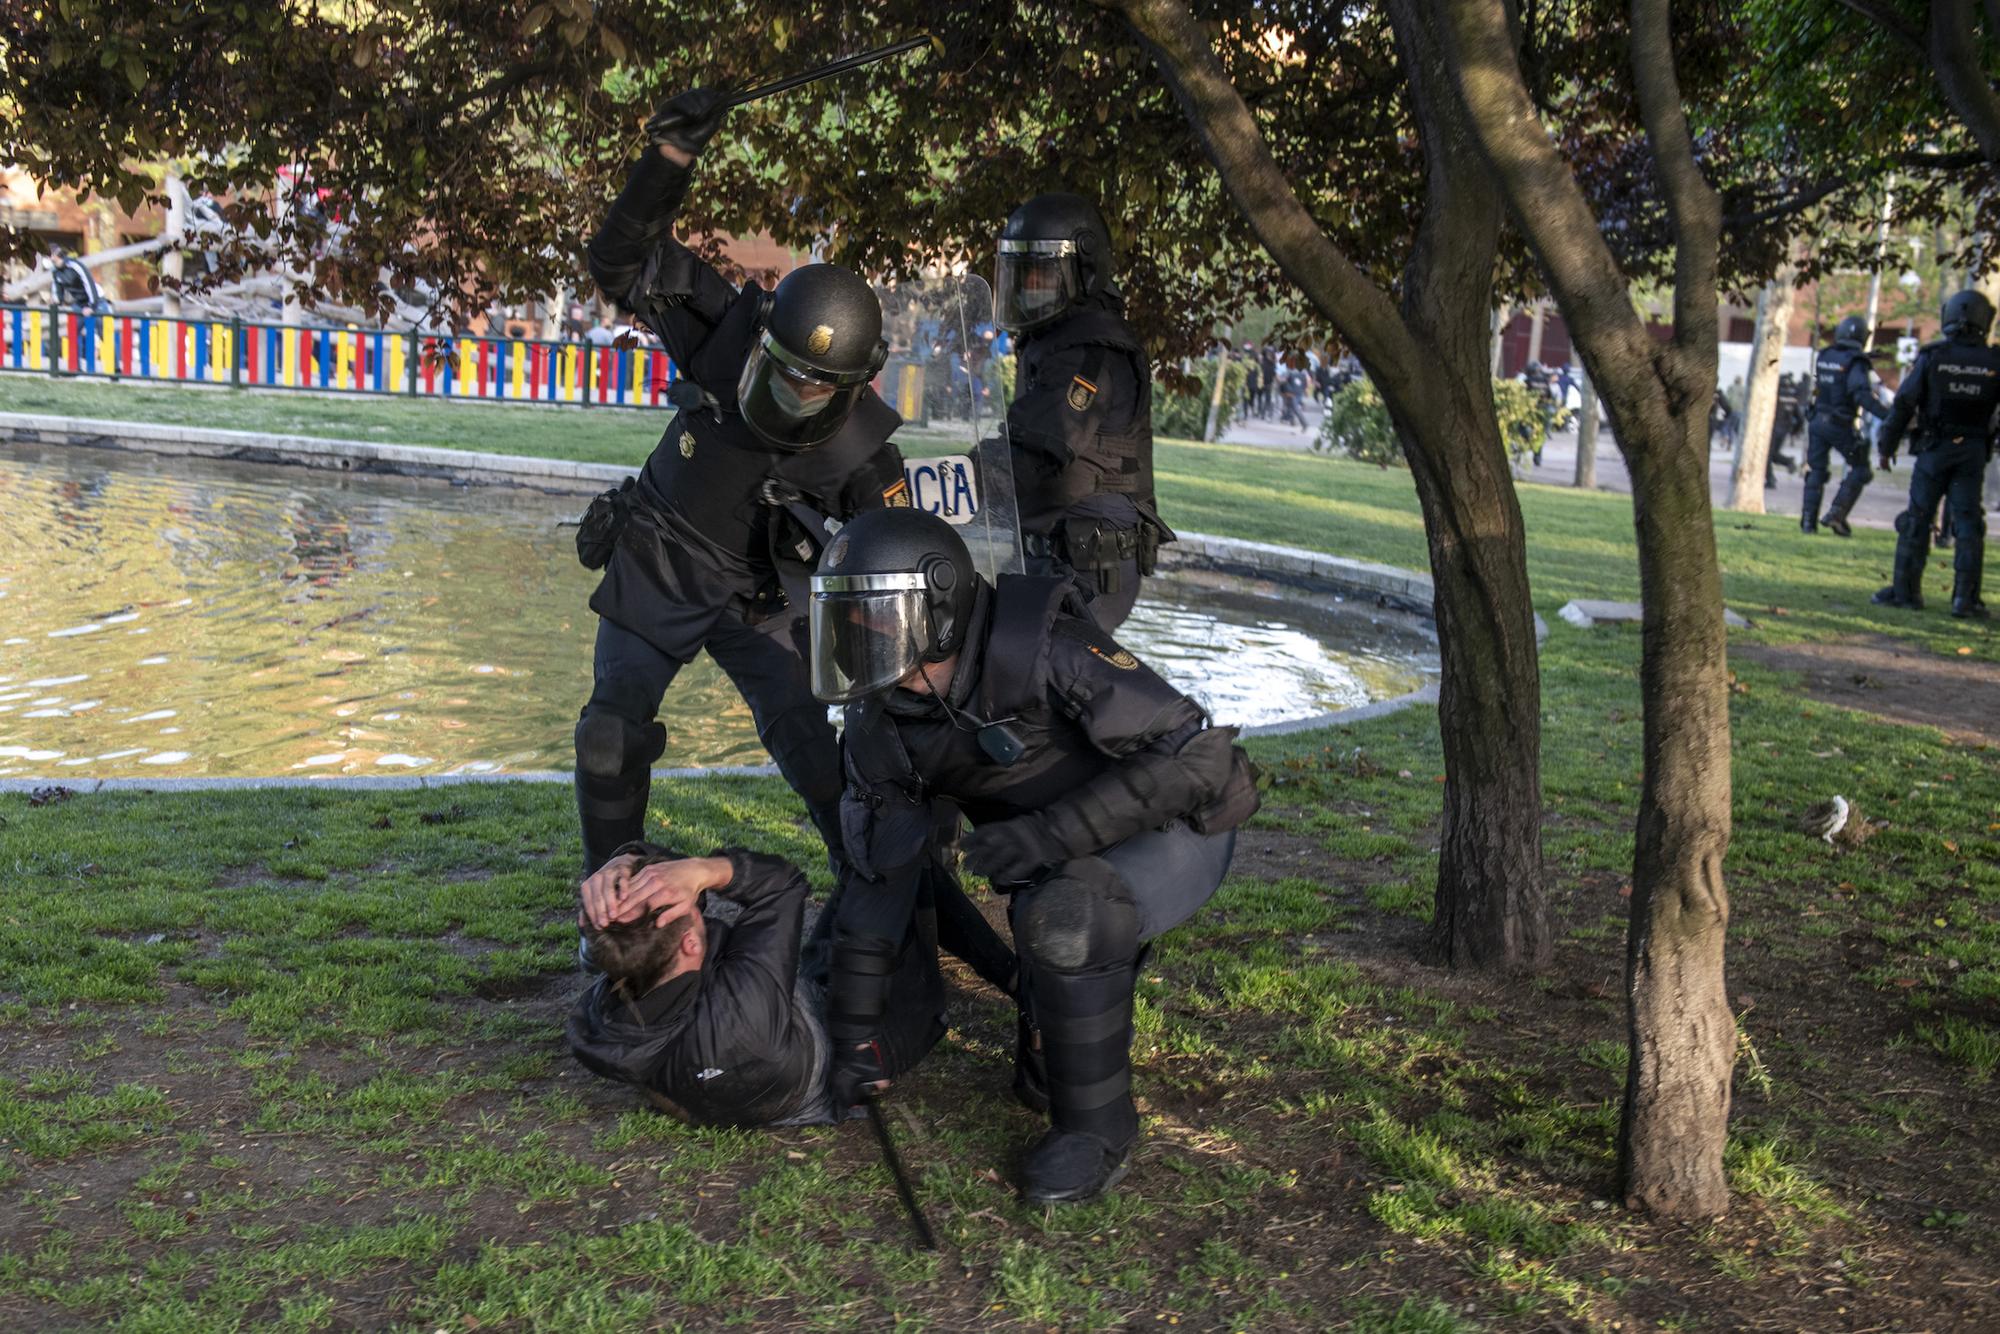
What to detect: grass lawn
<box><xmin>2</xmin><ymin>383</ymin><xmax>1998</xmax><ymax>1329</ymax></box>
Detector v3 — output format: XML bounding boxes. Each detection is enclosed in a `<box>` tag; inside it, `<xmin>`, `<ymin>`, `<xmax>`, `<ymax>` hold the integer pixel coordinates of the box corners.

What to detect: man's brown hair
<box><xmin>587</xmin><ymin>912</ymin><xmax>700</xmax><ymax>1005</ymax></box>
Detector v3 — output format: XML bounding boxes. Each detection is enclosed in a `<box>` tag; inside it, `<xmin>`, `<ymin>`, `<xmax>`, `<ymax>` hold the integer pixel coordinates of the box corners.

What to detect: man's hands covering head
<box><xmin>579</xmin><ymin>853</ymin><xmax>733</xmax><ymax>930</ymax></box>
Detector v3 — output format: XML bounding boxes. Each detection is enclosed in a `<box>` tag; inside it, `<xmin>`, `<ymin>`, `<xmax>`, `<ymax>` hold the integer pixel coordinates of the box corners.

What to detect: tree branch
<box><xmin>1435</xmin><ymin>0</ymin><xmax>1656</xmax><ymax>378</ymax></box>
<box><xmin>1929</xmin><ymin>0</ymin><xmax>2000</xmax><ymax>166</ymax></box>
<box><xmin>1832</xmin><ymin>0</ymin><xmax>1928</xmax><ymax>51</ymax></box>
<box><xmin>1092</xmin><ymin>0</ymin><xmax>1421</xmax><ymax>378</ymax></box>
<box><xmin>1628</xmin><ymin>0</ymin><xmax>1720</xmax><ymax>362</ymax></box>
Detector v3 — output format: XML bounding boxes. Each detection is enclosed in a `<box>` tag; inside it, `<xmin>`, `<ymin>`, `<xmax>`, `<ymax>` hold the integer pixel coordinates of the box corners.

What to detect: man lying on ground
<box><xmin>566</xmin><ymin>843</ymin><xmax>1008</xmax><ymax>1127</ymax></box>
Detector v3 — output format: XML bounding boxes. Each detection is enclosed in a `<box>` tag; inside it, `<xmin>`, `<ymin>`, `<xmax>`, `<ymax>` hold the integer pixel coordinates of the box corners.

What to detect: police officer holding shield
<box><xmin>811</xmin><ymin>508</ymin><xmax>1259</xmax><ymax>1203</ymax></box>
<box><xmin>992</xmin><ymin>193</ymin><xmax>1172</xmax><ymax>631</ymax></box>
<box><xmin>1872</xmin><ymin>290</ymin><xmax>2000</xmax><ymax>618</ymax></box>
<box><xmin>1802</xmin><ymin>315</ymin><xmax>1890</xmax><ymax>536</ymax></box>
<box><xmin>572</xmin><ymin>88</ymin><xmax>910</xmax><ymax>873</ymax></box>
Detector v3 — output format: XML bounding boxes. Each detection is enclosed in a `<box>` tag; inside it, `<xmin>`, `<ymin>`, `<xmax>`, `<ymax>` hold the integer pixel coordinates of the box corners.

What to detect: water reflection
<box><xmin>0</xmin><ymin>443</ymin><xmax>1437</xmax><ymax>777</ymax></box>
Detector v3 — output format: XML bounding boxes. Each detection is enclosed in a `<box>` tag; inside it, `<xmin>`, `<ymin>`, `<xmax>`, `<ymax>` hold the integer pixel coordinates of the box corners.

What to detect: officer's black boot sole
<box><xmin>1825</xmin><ymin>516</ymin><xmax>1852</xmax><ymax>537</ymax></box>
<box><xmin>1951</xmin><ymin>602</ymin><xmax>1990</xmax><ymax>619</ymax></box>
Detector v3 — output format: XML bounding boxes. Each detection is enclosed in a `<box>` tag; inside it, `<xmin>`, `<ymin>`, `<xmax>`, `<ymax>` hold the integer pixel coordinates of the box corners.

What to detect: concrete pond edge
<box><xmin>0</xmin><ymin>411</ymin><xmax>1547</xmax><ymax>792</ymax></box>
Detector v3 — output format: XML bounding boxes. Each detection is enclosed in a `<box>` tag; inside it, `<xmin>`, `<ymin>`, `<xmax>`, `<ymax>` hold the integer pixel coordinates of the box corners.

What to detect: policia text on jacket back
<box><xmin>1871</xmin><ymin>289</ymin><xmax>2000</xmax><ymax>619</ymax></box>
<box><xmin>808</xmin><ymin>508</ymin><xmax>1260</xmax><ymax>1204</ymax></box>
<box><xmin>991</xmin><ymin>193</ymin><xmax>1174</xmax><ymax>631</ymax></box>
<box><xmin>572</xmin><ymin>88</ymin><xmax>910</xmax><ymax>874</ymax></box>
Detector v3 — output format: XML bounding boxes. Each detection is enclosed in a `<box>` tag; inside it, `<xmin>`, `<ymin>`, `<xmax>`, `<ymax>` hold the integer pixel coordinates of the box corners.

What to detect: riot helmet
<box><xmin>736</xmin><ymin>263</ymin><xmax>888</xmax><ymax>450</ymax></box>
<box><xmin>1941</xmin><ymin>289</ymin><xmax>1996</xmax><ymax>341</ymax></box>
<box><xmin>993</xmin><ymin>192</ymin><xmax>1114</xmax><ymax>334</ymax></box>
<box><xmin>1833</xmin><ymin>315</ymin><xmax>1868</xmax><ymax>346</ymax></box>
<box><xmin>809</xmin><ymin>508</ymin><xmax>979</xmax><ymax>704</ymax></box>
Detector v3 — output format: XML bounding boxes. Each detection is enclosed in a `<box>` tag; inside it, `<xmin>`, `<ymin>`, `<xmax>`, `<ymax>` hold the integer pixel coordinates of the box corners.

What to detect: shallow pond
<box><xmin>0</xmin><ymin>442</ymin><xmax>1439</xmax><ymax>778</ymax></box>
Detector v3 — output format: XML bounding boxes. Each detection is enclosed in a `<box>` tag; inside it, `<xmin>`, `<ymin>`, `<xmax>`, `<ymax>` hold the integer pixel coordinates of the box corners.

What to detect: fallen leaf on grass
<box><xmin>1892</xmin><ymin>977</ymin><xmax>1920</xmax><ymax>988</ymax></box>
<box><xmin>369</xmin><ymin>815</ymin><xmax>393</xmax><ymax>830</ymax></box>
<box><xmin>1956</xmin><ymin>647</ymin><xmax>1972</xmax><ymax>656</ymax></box>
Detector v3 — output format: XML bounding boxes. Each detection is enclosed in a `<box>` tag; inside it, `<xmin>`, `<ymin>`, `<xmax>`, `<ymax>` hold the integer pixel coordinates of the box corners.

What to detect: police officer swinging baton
<box><xmin>724</xmin><ymin>35</ymin><xmax>944</xmax><ymax>110</ymax></box>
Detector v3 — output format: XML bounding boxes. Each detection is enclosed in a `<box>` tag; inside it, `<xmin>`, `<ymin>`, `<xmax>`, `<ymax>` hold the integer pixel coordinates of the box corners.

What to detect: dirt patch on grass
<box><xmin>1734</xmin><ymin>633</ymin><xmax>2000</xmax><ymax>748</ymax></box>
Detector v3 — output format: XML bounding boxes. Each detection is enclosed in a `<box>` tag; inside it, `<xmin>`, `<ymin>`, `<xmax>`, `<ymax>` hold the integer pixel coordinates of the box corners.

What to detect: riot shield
<box><xmin>875</xmin><ymin>273</ymin><xmax>1023</xmax><ymax>579</ymax></box>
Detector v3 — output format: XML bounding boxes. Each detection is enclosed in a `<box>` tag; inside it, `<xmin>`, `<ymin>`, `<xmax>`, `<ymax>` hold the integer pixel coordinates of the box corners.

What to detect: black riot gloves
<box><xmin>645</xmin><ymin>87</ymin><xmax>732</xmax><ymax>156</ymax></box>
<box><xmin>962</xmin><ymin>816</ymin><xmax>1057</xmax><ymax>884</ymax></box>
<box><xmin>830</xmin><ymin>1037</ymin><xmax>891</xmax><ymax>1109</ymax></box>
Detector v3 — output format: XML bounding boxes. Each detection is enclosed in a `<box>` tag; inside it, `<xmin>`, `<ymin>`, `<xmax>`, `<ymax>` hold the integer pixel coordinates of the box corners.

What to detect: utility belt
<box><xmin>1025</xmin><ymin>517</ymin><xmax>1170</xmax><ymax>597</ymax></box>
<box><xmin>1913</xmin><ymin>431</ymin><xmax>1992</xmax><ymax>457</ymax></box>
<box><xmin>1022</xmin><ymin>524</ymin><xmax>1141</xmax><ymax>565</ymax></box>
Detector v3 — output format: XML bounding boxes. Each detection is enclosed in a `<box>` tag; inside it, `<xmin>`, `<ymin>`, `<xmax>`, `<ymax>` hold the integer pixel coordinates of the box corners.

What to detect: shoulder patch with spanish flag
<box><xmin>1066</xmin><ymin>375</ymin><xmax>1098</xmax><ymax>412</ymax></box>
<box><xmin>881</xmin><ymin>477</ymin><xmax>911</xmax><ymax>507</ymax></box>
<box><xmin>1087</xmin><ymin>642</ymin><xmax>1139</xmax><ymax>670</ymax></box>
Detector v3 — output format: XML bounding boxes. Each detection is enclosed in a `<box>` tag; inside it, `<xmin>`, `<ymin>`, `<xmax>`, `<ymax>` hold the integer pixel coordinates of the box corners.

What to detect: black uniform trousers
<box><xmin>579</xmin><ymin>611</ymin><xmax>843</xmax><ymax>873</ymax></box>
<box><xmin>1803</xmin><ymin>417</ymin><xmax>1871</xmax><ymax>522</ymax></box>
<box><xmin>1896</xmin><ymin>438</ymin><xmax>1990</xmax><ymax>592</ymax></box>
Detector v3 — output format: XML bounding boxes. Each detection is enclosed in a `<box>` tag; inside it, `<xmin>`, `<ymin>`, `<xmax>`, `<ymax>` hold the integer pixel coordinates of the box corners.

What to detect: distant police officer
<box><xmin>810</xmin><ymin>508</ymin><xmax>1259</xmax><ymax>1203</ymax></box>
<box><xmin>573</xmin><ymin>88</ymin><xmax>909</xmax><ymax>872</ymax></box>
<box><xmin>1872</xmin><ymin>290</ymin><xmax>2000</xmax><ymax>618</ymax></box>
<box><xmin>1803</xmin><ymin>316</ymin><xmax>1891</xmax><ymax>536</ymax></box>
<box><xmin>991</xmin><ymin>193</ymin><xmax>1172</xmax><ymax>631</ymax></box>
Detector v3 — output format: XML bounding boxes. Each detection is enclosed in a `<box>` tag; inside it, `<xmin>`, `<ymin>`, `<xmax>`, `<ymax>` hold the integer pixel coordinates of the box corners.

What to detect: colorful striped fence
<box><xmin>0</xmin><ymin>304</ymin><xmax>677</xmax><ymax>408</ymax></box>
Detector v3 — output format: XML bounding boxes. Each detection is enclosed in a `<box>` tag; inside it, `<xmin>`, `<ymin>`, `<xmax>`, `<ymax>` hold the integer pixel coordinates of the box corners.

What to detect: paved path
<box><xmin>1218</xmin><ymin>399</ymin><xmax>1997</xmax><ymax>531</ymax></box>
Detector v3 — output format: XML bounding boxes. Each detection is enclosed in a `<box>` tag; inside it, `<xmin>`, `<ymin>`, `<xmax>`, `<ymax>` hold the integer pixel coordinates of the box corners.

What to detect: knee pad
<box><xmin>1017</xmin><ymin>859</ymin><xmax>1139</xmax><ymax>975</ymax></box>
<box><xmin>574</xmin><ymin>709</ymin><xmax>665</xmax><ymax>784</ymax></box>
<box><xmin>1895</xmin><ymin>511</ymin><xmax>1912</xmax><ymax>537</ymax></box>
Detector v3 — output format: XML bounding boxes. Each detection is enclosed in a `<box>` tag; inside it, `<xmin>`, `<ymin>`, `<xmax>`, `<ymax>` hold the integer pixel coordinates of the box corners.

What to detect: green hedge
<box><xmin>1315</xmin><ymin>376</ymin><xmax>1567</xmax><ymax>467</ymax></box>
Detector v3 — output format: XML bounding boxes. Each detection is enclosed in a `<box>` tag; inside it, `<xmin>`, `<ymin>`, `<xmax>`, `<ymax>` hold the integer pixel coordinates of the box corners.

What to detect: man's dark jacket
<box><xmin>567</xmin><ymin>846</ymin><xmax>821</xmax><ymax>1128</ymax></box>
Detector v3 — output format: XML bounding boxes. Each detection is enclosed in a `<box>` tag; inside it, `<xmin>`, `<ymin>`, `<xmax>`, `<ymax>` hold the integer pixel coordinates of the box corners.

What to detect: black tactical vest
<box><xmin>1813</xmin><ymin>343</ymin><xmax>1867</xmax><ymax>422</ymax></box>
<box><xmin>1016</xmin><ymin>308</ymin><xmax>1156</xmax><ymax>516</ymax></box>
<box><xmin>1923</xmin><ymin>338</ymin><xmax>2000</xmax><ymax>440</ymax></box>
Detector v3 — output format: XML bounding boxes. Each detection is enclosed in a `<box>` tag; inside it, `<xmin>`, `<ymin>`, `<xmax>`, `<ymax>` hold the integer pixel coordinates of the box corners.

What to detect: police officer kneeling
<box><xmin>1872</xmin><ymin>290</ymin><xmax>2000</xmax><ymax>619</ymax></box>
<box><xmin>811</xmin><ymin>509</ymin><xmax>1259</xmax><ymax>1203</ymax></box>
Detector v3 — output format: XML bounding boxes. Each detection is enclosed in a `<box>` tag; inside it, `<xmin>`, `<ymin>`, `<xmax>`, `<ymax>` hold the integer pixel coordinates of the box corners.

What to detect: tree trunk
<box><xmin>1404</xmin><ymin>396</ymin><xmax>1548</xmax><ymax>967</ymax></box>
<box><xmin>1614</xmin><ymin>403</ymin><xmax>1735</xmax><ymax>1219</ymax></box>
<box><xmin>1108</xmin><ymin>0</ymin><xmax>1549</xmax><ymax>971</ymax></box>
<box><xmin>1729</xmin><ymin>269</ymin><xmax>1794</xmax><ymax>512</ymax></box>
<box><xmin>1574</xmin><ymin>371</ymin><xmax>1600</xmax><ymax>488</ymax></box>
<box><xmin>1435</xmin><ymin>0</ymin><xmax>1735</xmax><ymax>1216</ymax></box>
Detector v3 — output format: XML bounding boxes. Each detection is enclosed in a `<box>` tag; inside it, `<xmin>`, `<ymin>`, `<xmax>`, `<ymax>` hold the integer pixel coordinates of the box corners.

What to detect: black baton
<box><xmin>864</xmin><ymin>1097</ymin><xmax>937</xmax><ymax>1251</ymax></box>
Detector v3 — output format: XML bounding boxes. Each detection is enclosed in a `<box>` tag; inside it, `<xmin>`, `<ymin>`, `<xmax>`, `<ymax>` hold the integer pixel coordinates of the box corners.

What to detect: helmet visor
<box><xmin>809</xmin><ymin>575</ymin><xmax>930</xmax><ymax>703</ymax></box>
<box><xmin>993</xmin><ymin>242</ymin><xmax>1079</xmax><ymax>333</ymax></box>
<box><xmin>737</xmin><ymin>337</ymin><xmax>868</xmax><ymax>451</ymax></box>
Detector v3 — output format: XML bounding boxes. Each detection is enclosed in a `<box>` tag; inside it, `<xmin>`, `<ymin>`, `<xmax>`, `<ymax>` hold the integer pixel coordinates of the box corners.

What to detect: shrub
<box><xmin>1315</xmin><ymin>375</ymin><xmax>1565</xmax><ymax>467</ymax></box>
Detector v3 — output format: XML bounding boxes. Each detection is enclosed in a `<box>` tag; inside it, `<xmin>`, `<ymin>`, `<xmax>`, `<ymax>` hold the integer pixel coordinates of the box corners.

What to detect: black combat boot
<box><xmin>1873</xmin><ymin>514</ymin><xmax>1927</xmax><ymax>609</ymax></box>
<box><xmin>1019</xmin><ymin>960</ymin><xmax>1139</xmax><ymax>1205</ymax></box>
<box><xmin>1824</xmin><ymin>477</ymin><xmax>1863</xmax><ymax>537</ymax></box>
<box><xmin>1951</xmin><ymin>567</ymin><xmax>1988</xmax><ymax>619</ymax></box>
<box><xmin>1800</xmin><ymin>515</ymin><xmax>1818</xmax><ymax>535</ymax></box>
